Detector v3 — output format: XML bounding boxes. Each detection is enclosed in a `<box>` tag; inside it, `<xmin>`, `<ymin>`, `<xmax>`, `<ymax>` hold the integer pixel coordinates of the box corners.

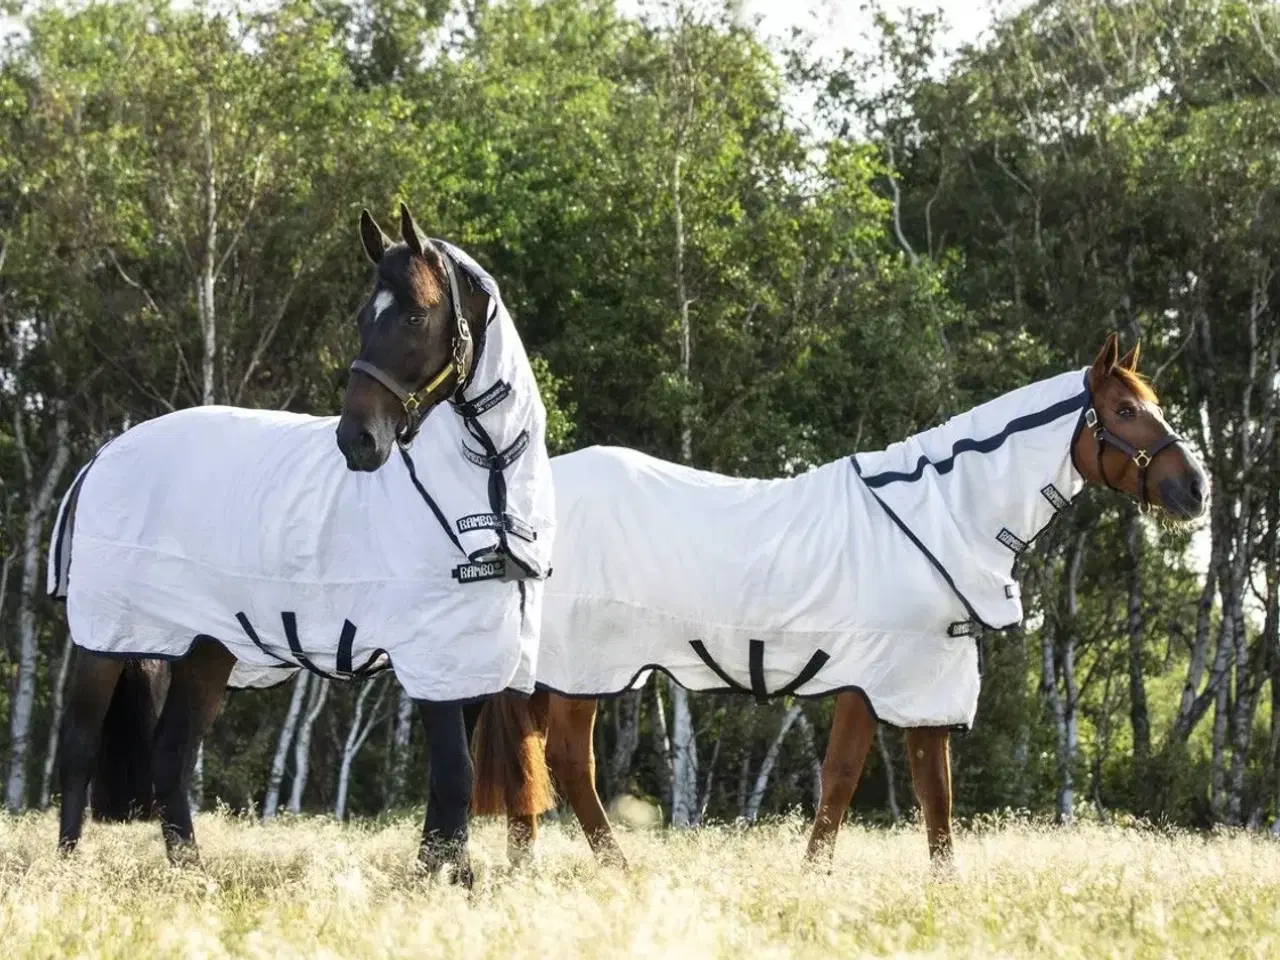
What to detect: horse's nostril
<box><xmin>357</xmin><ymin>429</ymin><xmax>376</xmax><ymax>454</ymax></box>
<box><xmin>1189</xmin><ymin>476</ymin><xmax>1206</xmax><ymax>505</ymax></box>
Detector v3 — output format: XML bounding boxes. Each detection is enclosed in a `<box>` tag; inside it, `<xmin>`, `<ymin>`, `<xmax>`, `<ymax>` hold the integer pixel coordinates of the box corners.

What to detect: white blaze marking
<box><xmin>373</xmin><ymin>290</ymin><xmax>395</xmax><ymax>320</ymax></box>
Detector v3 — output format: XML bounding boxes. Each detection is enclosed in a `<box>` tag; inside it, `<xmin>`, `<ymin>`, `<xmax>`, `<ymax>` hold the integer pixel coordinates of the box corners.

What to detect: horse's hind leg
<box><xmin>150</xmin><ymin>636</ymin><xmax>234</xmax><ymax>865</ymax></box>
<box><xmin>57</xmin><ymin>649</ymin><xmax>124</xmax><ymax>853</ymax></box>
<box><xmin>545</xmin><ymin>695</ymin><xmax>627</xmax><ymax>868</ymax></box>
<box><xmin>905</xmin><ymin>726</ymin><xmax>953</xmax><ymax>862</ymax></box>
<box><xmin>805</xmin><ymin>692</ymin><xmax>876</xmax><ymax>864</ymax></box>
<box><xmin>418</xmin><ymin>699</ymin><xmax>475</xmax><ymax>887</ymax></box>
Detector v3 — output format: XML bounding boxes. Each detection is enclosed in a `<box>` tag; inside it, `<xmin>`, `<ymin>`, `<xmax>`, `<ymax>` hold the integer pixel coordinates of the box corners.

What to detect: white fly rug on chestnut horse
<box><xmin>47</xmin><ymin>242</ymin><xmax>555</xmax><ymax>702</ymax></box>
<box><xmin>539</xmin><ymin>369</ymin><xmax>1091</xmax><ymax>729</ymax></box>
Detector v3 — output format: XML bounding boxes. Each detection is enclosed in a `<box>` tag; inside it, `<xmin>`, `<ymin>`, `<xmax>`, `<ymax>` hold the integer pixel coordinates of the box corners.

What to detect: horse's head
<box><xmin>336</xmin><ymin>202</ymin><xmax>481</xmax><ymax>472</ymax></box>
<box><xmin>1074</xmin><ymin>333</ymin><xmax>1209</xmax><ymax>521</ymax></box>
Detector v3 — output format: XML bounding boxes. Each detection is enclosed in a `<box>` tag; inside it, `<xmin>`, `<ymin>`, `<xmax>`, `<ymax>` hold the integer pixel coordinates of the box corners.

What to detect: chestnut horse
<box><xmin>504</xmin><ymin>333</ymin><xmax>1208</xmax><ymax>868</ymax></box>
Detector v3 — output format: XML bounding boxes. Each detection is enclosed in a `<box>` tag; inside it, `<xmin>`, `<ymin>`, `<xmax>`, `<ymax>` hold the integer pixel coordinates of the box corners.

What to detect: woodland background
<box><xmin>1</xmin><ymin>0</ymin><xmax>1278</xmax><ymax>833</ymax></box>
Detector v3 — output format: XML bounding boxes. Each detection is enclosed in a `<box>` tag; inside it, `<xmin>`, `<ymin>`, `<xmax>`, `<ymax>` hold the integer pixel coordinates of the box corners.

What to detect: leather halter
<box><xmin>1084</xmin><ymin>406</ymin><xmax>1181</xmax><ymax>514</ymax></box>
<box><xmin>348</xmin><ymin>245</ymin><xmax>474</xmax><ymax>447</ymax></box>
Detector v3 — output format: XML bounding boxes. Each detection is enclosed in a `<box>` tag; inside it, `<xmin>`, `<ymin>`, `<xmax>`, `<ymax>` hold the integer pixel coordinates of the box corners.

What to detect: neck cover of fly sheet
<box><xmin>537</xmin><ymin>369</ymin><xmax>1090</xmax><ymax>729</ymax></box>
<box><xmin>47</xmin><ymin>243</ymin><xmax>555</xmax><ymax>702</ymax></box>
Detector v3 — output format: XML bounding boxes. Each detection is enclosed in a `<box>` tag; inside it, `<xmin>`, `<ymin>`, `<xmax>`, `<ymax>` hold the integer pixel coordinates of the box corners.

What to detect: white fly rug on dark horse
<box><xmin>539</xmin><ymin>368</ymin><xmax>1091</xmax><ymax>729</ymax></box>
<box><xmin>47</xmin><ymin>242</ymin><xmax>555</xmax><ymax>702</ymax></box>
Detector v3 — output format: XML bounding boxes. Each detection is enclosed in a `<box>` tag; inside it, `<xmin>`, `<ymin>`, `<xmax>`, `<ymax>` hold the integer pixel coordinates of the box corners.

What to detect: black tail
<box><xmin>89</xmin><ymin>661</ymin><xmax>160</xmax><ymax>822</ymax></box>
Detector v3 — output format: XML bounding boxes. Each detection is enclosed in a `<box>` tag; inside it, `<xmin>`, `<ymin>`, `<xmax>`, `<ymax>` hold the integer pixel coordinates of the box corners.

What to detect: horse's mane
<box><xmin>1113</xmin><ymin>366</ymin><xmax>1159</xmax><ymax>404</ymax></box>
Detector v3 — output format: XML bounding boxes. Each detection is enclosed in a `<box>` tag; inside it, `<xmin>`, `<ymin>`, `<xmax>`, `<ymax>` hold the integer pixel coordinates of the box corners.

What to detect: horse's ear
<box><xmin>1118</xmin><ymin>340</ymin><xmax>1141</xmax><ymax>372</ymax></box>
<box><xmin>1089</xmin><ymin>332</ymin><xmax>1121</xmax><ymax>391</ymax></box>
<box><xmin>398</xmin><ymin>201</ymin><xmax>445</xmax><ymax>275</ymax></box>
<box><xmin>359</xmin><ymin>209</ymin><xmax>390</xmax><ymax>265</ymax></box>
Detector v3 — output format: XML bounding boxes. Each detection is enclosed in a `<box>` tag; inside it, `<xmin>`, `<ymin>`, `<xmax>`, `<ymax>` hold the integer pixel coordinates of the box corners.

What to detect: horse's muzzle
<box><xmin>335</xmin><ymin>417</ymin><xmax>387</xmax><ymax>472</ymax></box>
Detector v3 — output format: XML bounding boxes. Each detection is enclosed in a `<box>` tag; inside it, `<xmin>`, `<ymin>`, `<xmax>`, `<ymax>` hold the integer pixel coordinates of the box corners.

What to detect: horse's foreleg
<box><xmin>418</xmin><ymin>699</ymin><xmax>474</xmax><ymax>887</ymax></box>
<box><xmin>57</xmin><ymin>649</ymin><xmax>124</xmax><ymax>853</ymax></box>
<box><xmin>150</xmin><ymin>637</ymin><xmax>234</xmax><ymax>865</ymax></box>
<box><xmin>805</xmin><ymin>691</ymin><xmax>876</xmax><ymax>864</ymax></box>
<box><xmin>905</xmin><ymin>726</ymin><xmax>953</xmax><ymax>862</ymax></box>
<box><xmin>545</xmin><ymin>694</ymin><xmax>627</xmax><ymax>868</ymax></box>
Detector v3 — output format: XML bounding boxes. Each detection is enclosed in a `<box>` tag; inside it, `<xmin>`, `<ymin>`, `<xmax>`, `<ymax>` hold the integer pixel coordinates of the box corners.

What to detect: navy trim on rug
<box><xmin>533</xmin><ymin>672</ymin><xmax>972</xmax><ymax>735</ymax></box>
<box><xmin>399</xmin><ymin>446</ymin><xmax>467</xmax><ymax>558</ymax></box>
<box><xmin>851</xmin><ymin>458</ymin><xmax>1001</xmax><ymax>631</ymax></box>
<box><xmin>855</xmin><ymin>388</ymin><xmax>1090</xmax><ymax>489</ymax></box>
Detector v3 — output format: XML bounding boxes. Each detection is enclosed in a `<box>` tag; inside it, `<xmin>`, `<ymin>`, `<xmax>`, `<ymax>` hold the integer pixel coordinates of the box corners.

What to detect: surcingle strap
<box><xmin>236</xmin><ymin>612</ymin><xmax>388</xmax><ymax>682</ymax></box>
<box><xmin>689</xmin><ymin>639</ymin><xmax>830</xmax><ymax>703</ymax></box>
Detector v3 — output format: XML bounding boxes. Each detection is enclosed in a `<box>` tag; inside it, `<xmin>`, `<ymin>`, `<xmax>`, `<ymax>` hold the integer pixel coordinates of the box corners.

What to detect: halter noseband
<box><xmin>1084</xmin><ymin>406</ymin><xmax>1181</xmax><ymax>514</ymax></box>
<box><xmin>348</xmin><ymin>245</ymin><xmax>474</xmax><ymax>447</ymax></box>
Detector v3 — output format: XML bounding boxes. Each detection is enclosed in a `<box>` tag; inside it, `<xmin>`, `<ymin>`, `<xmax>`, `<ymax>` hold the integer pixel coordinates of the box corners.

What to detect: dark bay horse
<box><xmin>53</xmin><ymin>203</ymin><xmax>553</xmax><ymax>886</ymax></box>
<box><xmin>501</xmin><ymin>333</ymin><xmax>1208</xmax><ymax>869</ymax></box>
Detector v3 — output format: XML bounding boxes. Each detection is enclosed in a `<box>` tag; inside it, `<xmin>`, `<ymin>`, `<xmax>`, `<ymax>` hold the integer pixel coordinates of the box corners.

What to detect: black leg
<box><xmin>150</xmin><ymin>637</ymin><xmax>234</xmax><ymax>865</ymax></box>
<box><xmin>417</xmin><ymin>699</ymin><xmax>475</xmax><ymax>887</ymax></box>
<box><xmin>57</xmin><ymin>650</ymin><xmax>124</xmax><ymax>853</ymax></box>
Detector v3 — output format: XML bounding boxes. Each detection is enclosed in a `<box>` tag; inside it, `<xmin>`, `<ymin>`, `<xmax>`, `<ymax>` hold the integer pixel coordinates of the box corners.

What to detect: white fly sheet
<box><xmin>48</xmin><ymin>243</ymin><xmax>555</xmax><ymax>703</ymax></box>
<box><xmin>538</xmin><ymin>369</ymin><xmax>1090</xmax><ymax>729</ymax></box>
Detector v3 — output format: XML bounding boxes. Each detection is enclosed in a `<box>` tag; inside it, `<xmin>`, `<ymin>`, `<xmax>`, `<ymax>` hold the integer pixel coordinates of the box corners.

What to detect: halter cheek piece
<box><xmin>349</xmin><ymin>245</ymin><xmax>474</xmax><ymax>447</ymax></box>
<box><xmin>1084</xmin><ymin>406</ymin><xmax>1181</xmax><ymax>514</ymax></box>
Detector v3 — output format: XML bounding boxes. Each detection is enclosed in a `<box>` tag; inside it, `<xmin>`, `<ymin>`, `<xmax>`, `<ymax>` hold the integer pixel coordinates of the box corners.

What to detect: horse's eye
<box><xmin>1117</xmin><ymin>404</ymin><xmax>1136</xmax><ymax>420</ymax></box>
<box><xmin>404</xmin><ymin>312</ymin><xmax>426</xmax><ymax>327</ymax></box>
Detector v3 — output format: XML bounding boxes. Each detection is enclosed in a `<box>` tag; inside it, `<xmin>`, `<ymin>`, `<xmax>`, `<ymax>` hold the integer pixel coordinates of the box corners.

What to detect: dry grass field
<box><xmin>0</xmin><ymin>809</ymin><xmax>1277</xmax><ymax>958</ymax></box>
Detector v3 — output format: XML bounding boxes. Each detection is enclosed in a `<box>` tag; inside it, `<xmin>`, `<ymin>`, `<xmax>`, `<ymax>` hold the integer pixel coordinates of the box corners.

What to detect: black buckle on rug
<box><xmin>688</xmin><ymin>639</ymin><xmax>830</xmax><ymax>705</ymax></box>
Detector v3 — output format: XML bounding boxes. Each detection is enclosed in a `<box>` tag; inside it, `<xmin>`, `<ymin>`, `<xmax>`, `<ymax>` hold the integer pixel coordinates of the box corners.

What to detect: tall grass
<box><xmin>1</xmin><ymin>810</ymin><xmax>1276</xmax><ymax>958</ymax></box>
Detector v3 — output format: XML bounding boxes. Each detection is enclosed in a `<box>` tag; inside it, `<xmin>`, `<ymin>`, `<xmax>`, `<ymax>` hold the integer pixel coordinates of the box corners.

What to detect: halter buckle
<box><xmin>403</xmin><ymin>393</ymin><xmax>422</xmax><ymax>414</ymax></box>
<box><xmin>1084</xmin><ymin>407</ymin><xmax>1099</xmax><ymax>432</ymax></box>
<box><xmin>1133</xmin><ymin>450</ymin><xmax>1151</xmax><ymax>469</ymax></box>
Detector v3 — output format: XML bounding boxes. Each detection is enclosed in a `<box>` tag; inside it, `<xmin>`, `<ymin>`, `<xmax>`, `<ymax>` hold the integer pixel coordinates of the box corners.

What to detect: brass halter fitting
<box><xmin>1084</xmin><ymin>406</ymin><xmax>1180</xmax><ymax>514</ymax></box>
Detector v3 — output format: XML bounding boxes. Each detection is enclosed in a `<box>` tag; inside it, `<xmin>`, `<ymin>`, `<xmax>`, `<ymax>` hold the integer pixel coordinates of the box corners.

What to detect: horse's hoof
<box><xmin>166</xmin><ymin>841</ymin><xmax>202</xmax><ymax>869</ymax></box>
<box><xmin>451</xmin><ymin>861</ymin><xmax>475</xmax><ymax>889</ymax></box>
<box><xmin>56</xmin><ymin>838</ymin><xmax>78</xmax><ymax>857</ymax></box>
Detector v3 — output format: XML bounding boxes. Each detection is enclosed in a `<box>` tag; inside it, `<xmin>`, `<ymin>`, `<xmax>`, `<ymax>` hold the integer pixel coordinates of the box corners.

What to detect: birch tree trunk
<box><xmin>651</xmin><ymin>675</ymin><xmax>672</xmax><ymax>815</ymax></box>
<box><xmin>793</xmin><ymin>710</ymin><xmax>823</xmax><ymax>811</ymax></box>
<box><xmin>667</xmin><ymin>136</ymin><xmax>700</xmax><ymax>828</ymax></box>
<box><xmin>262</xmin><ymin>672</ymin><xmax>309</xmax><ymax>820</ymax></box>
<box><xmin>38</xmin><ymin>633</ymin><xmax>74</xmax><ymax>809</ymax></box>
<box><xmin>387</xmin><ymin>685</ymin><xmax>415</xmax><ymax>808</ymax></box>
<box><xmin>198</xmin><ymin>89</ymin><xmax>219</xmax><ymax>409</ymax></box>
<box><xmin>607</xmin><ymin>689</ymin><xmax>643</xmax><ymax>800</ymax></box>
<box><xmin>670</xmin><ymin>686</ymin><xmax>699</xmax><ymax>826</ymax></box>
<box><xmin>1040</xmin><ymin>621</ymin><xmax>1067</xmax><ymax>822</ymax></box>
<box><xmin>287</xmin><ymin>676</ymin><xmax>329</xmax><ymax>814</ymax></box>
<box><xmin>6</xmin><ymin>399</ymin><xmax>71</xmax><ymax>811</ymax></box>
<box><xmin>1012</xmin><ymin>626</ymin><xmax>1032</xmax><ymax>808</ymax></box>
<box><xmin>1057</xmin><ymin>533</ymin><xmax>1085</xmax><ymax>824</ymax></box>
<box><xmin>745</xmin><ymin>705</ymin><xmax>802</xmax><ymax>822</ymax></box>
<box><xmin>181</xmin><ymin>92</ymin><xmax>219</xmax><ymax>813</ymax></box>
<box><xmin>335</xmin><ymin>678</ymin><xmax>388</xmax><ymax>821</ymax></box>
<box><xmin>875</xmin><ymin>727</ymin><xmax>901</xmax><ymax>823</ymax></box>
